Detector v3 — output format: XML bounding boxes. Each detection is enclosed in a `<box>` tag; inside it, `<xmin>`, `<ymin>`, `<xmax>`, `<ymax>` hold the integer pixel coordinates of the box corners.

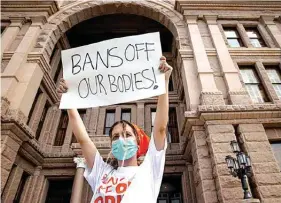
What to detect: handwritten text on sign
<box><xmin>60</xmin><ymin>32</ymin><xmax>165</xmax><ymax>109</ymax></box>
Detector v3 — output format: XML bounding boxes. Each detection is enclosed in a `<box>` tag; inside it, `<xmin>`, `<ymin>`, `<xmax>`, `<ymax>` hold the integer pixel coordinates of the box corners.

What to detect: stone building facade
<box><xmin>1</xmin><ymin>0</ymin><xmax>281</xmax><ymax>203</ymax></box>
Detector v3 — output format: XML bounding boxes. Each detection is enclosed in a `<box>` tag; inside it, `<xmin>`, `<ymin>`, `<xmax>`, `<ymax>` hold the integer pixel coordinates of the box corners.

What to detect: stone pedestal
<box><xmin>241</xmin><ymin>199</ymin><xmax>260</xmax><ymax>203</ymax></box>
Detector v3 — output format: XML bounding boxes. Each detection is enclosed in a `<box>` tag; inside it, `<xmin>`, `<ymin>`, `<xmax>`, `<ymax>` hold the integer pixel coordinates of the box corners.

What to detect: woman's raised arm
<box><xmin>153</xmin><ymin>56</ymin><xmax>173</xmax><ymax>150</ymax></box>
<box><xmin>57</xmin><ymin>79</ymin><xmax>97</xmax><ymax>169</ymax></box>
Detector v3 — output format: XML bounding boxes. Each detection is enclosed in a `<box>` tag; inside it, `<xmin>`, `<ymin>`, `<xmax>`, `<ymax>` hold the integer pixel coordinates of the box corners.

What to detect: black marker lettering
<box><xmin>122</xmin><ymin>74</ymin><xmax>132</xmax><ymax>92</ymax></box>
<box><xmin>88</xmin><ymin>77</ymin><xmax>98</xmax><ymax>95</ymax></box>
<box><xmin>83</xmin><ymin>53</ymin><xmax>95</xmax><ymax>71</ymax></box>
<box><xmin>71</xmin><ymin>54</ymin><xmax>81</xmax><ymax>75</ymax></box>
<box><xmin>108</xmin><ymin>75</ymin><xmax>117</xmax><ymax>92</ymax></box>
<box><xmin>108</xmin><ymin>47</ymin><xmax>123</xmax><ymax>68</ymax></box>
<box><xmin>144</xmin><ymin>42</ymin><xmax>155</xmax><ymax>61</ymax></box>
<box><xmin>78</xmin><ymin>78</ymin><xmax>89</xmax><ymax>98</ymax></box>
<box><xmin>97</xmin><ymin>74</ymin><xmax>107</xmax><ymax>95</ymax></box>
<box><xmin>142</xmin><ymin>69</ymin><xmax>154</xmax><ymax>89</ymax></box>
<box><xmin>117</xmin><ymin>76</ymin><xmax>124</xmax><ymax>92</ymax></box>
<box><xmin>130</xmin><ymin>73</ymin><xmax>134</xmax><ymax>92</ymax></box>
<box><xmin>124</xmin><ymin>44</ymin><xmax>135</xmax><ymax>61</ymax></box>
<box><xmin>151</xmin><ymin>67</ymin><xmax>157</xmax><ymax>84</ymax></box>
<box><xmin>96</xmin><ymin>51</ymin><xmax>109</xmax><ymax>69</ymax></box>
<box><xmin>135</xmin><ymin>43</ymin><xmax>144</xmax><ymax>60</ymax></box>
<box><xmin>134</xmin><ymin>72</ymin><xmax>143</xmax><ymax>90</ymax></box>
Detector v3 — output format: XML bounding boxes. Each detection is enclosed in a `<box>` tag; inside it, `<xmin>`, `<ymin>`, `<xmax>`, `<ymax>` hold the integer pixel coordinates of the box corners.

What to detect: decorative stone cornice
<box><xmin>184</xmin><ymin>15</ymin><xmax>198</xmax><ymax>24</ymax></box>
<box><xmin>9</xmin><ymin>17</ymin><xmax>26</xmax><ymax>27</ymax></box>
<box><xmin>178</xmin><ymin>49</ymin><xmax>193</xmax><ymax>59</ymax></box>
<box><xmin>29</xmin><ymin>16</ymin><xmax>48</xmax><ymax>28</ymax></box>
<box><xmin>176</xmin><ymin>1</ymin><xmax>281</xmax><ymax>15</ymax></box>
<box><xmin>27</xmin><ymin>53</ymin><xmax>59</xmax><ymax>104</ymax></box>
<box><xmin>199</xmin><ymin>104</ymin><xmax>281</xmax><ymax>113</ymax></box>
<box><xmin>260</xmin><ymin>15</ymin><xmax>276</xmax><ymax>25</ymax></box>
<box><xmin>35</xmin><ymin>0</ymin><xmax>189</xmax><ymax>58</ymax></box>
<box><xmin>1</xmin><ymin>111</ymin><xmax>34</xmax><ymax>141</ymax></box>
<box><xmin>228</xmin><ymin>48</ymin><xmax>281</xmax><ymax>56</ymax></box>
<box><xmin>204</xmin><ymin>15</ymin><xmax>218</xmax><ymax>25</ymax></box>
<box><xmin>1</xmin><ymin>1</ymin><xmax>59</xmax><ymax>16</ymax></box>
<box><xmin>27</xmin><ymin>53</ymin><xmax>51</xmax><ymax>73</ymax></box>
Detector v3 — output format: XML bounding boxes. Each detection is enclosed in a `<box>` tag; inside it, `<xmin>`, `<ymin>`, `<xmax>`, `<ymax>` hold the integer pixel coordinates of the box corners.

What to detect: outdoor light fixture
<box><xmin>225</xmin><ymin>140</ymin><xmax>253</xmax><ymax>199</ymax></box>
<box><xmin>230</xmin><ymin>140</ymin><xmax>240</xmax><ymax>153</ymax></box>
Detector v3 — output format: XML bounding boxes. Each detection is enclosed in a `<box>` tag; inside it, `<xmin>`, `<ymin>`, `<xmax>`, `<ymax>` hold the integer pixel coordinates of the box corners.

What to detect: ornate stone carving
<box><xmin>200</xmin><ymin>91</ymin><xmax>225</xmax><ymax>105</ymax></box>
<box><xmin>34</xmin><ymin>0</ymin><xmax>189</xmax><ymax>61</ymax></box>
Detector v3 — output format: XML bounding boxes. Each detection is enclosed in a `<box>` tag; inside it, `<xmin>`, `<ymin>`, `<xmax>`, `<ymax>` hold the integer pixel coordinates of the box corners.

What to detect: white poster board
<box><xmin>60</xmin><ymin>32</ymin><xmax>165</xmax><ymax>109</ymax></box>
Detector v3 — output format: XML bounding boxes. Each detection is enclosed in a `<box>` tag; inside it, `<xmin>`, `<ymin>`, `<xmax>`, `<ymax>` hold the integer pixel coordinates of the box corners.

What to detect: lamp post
<box><xmin>225</xmin><ymin>140</ymin><xmax>252</xmax><ymax>199</ymax></box>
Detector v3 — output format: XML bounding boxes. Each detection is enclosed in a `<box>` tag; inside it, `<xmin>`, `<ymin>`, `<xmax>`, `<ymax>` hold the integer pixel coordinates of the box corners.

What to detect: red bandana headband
<box><xmin>132</xmin><ymin>124</ymin><xmax>150</xmax><ymax>157</ymax></box>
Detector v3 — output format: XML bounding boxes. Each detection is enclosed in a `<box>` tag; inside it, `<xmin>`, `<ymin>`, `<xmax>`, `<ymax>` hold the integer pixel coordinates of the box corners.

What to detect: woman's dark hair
<box><xmin>107</xmin><ymin>120</ymin><xmax>139</xmax><ymax>169</ymax></box>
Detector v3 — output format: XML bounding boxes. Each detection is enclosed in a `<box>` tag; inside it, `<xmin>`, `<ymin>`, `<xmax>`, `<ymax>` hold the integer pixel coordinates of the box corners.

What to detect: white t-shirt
<box><xmin>84</xmin><ymin>134</ymin><xmax>167</xmax><ymax>203</ymax></box>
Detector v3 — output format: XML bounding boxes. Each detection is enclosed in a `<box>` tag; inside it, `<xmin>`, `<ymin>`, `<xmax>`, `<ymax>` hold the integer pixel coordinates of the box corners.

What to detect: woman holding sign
<box><xmin>57</xmin><ymin>56</ymin><xmax>172</xmax><ymax>203</ymax></box>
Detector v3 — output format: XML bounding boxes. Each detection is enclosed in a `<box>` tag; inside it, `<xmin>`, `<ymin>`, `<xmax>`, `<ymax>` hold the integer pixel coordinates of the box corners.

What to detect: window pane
<box><xmin>55</xmin><ymin>111</ymin><xmax>69</xmax><ymax>146</ymax></box>
<box><xmin>105</xmin><ymin>111</ymin><xmax>115</xmax><ymax>128</ymax></box>
<box><xmin>250</xmin><ymin>39</ymin><xmax>262</xmax><ymax>47</ymax></box>
<box><xmin>273</xmin><ymin>84</ymin><xmax>281</xmax><ymax>99</ymax></box>
<box><xmin>245</xmin><ymin>85</ymin><xmax>265</xmax><ymax>103</ymax></box>
<box><xmin>35</xmin><ymin>101</ymin><xmax>50</xmax><ymax>140</ymax></box>
<box><xmin>266</xmin><ymin>68</ymin><xmax>281</xmax><ymax>83</ymax></box>
<box><xmin>227</xmin><ymin>39</ymin><xmax>241</xmax><ymax>48</ymax></box>
<box><xmin>246</xmin><ymin>30</ymin><xmax>258</xmax><ymax>38</ymax></box>
<box><xmin>14</xmin><ymin>172</ymin><xmax>29</xmax><ymax>203</ymax></box>
<box><xmin>104</xmin><ymin>127</ymin><xmax>111</xmax><ymax>135</ymax></box>
<box><xmin>168</xmin><ymin>108</ymin><xmax>179</xmax><ymax>143</ymax></box>
<box><xmin>271</xmin><ymin>142</ymin><xmax>281</xmax><ymax>170</ymax></box>
<box><xmin>225</xmin><ymin>30</ymin><xmax>238</xmax><ymax>38</ymax></box>
<box><xmin>121</xmin><ymin>109</ymin><xmax>131</xmax><ymax>122</ymax></box>
<box><xmin>246</xmin><ymin>28</ymin><xmax>266</xmax><ymax>47</ymax></box>
<box><xmin>240</xmin><ymin>68</ymin><xmax>259</xmax><ymax>83</ymax></box>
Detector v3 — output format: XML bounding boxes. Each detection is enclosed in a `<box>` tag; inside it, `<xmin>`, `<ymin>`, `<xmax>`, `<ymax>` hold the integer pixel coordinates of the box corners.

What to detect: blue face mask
<box><xmin>112</xmin><ymin>137</ymin><xmax>138</xmax><ymax>161</ymax></box>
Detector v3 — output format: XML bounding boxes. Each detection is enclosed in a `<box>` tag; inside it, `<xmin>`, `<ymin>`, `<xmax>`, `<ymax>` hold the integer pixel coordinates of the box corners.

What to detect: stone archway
<box><xmin>34</xmin><ymin>0</ymin><xmax>189</xmax><ymax>61</ymax></box>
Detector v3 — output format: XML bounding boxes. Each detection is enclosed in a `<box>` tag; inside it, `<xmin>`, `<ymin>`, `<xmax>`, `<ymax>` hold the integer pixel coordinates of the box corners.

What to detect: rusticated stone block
<box><xmin>250</xmin><ymin>152</ymin><xmax>277</xmax><ymax>163</ymax></box>
<box><xmin>203</xmin><ymin>191</ymin><xmax>218</xmax><ymax>203</ymax></box>
<box><xmin>196</xmin><ymin>169</ymin><xmax>213</xmax><ymax>181</ymax></box>
<box><xmin>259</xmin><ymin>185</ymin><xmax>281</xmax><ymax>198</ymax></box>
<box><xmin>256</xmin><ymin>174</ymin><xmax>281</xmax><ymax>186</ymax></box>
<box><xmin>214</xmin><ymin>164</ymin><xmax>230</xmax><ymax>176</ymax></box>
<box><xmin>207</xmin><ymin>125</ymin><xmax>234</xmax><ymax>134</ymax></box>
<box><xmin>221</xmin><ymin>187</ymin><xmax>244</xmax><ymax>200</ymax></box>
<box><xmin>213</xmin><ymin>153</ymin><xmax>233</xmax><ymax>165</ymax></box>
<box><xmin>263</xmin><ymin>198</ymin><xmax>281</xmax><ymax>203</ymax></box>
<box><xmin>1</xmin><ymin>156</ymin><xmax>13</xmax><ymax>171</ymax></box>
<box><xmin>198</xmin><ymin>180</ymin><xmax>217</xmax><ymax>192</ymax></box>
<box><xmin>238</xmin><ymin>124</ymin><xmax>265</xmax><ymax>133</ymax></box>
<box><xmin>219</xmin><ymin>176</ymin><xmax>241</xmax><ymax>188</ymax></box>
<box><xmin>1</xmin><ymin>168</ymin><xmax>10</xmax><ymax>192</ymax></box>
<box><xmin>197</xmin><ymin>158</ymin><xmax>212</xmax><ymax>169</ymax></box>
<box><xmin>210</xmin><ymin>143</ymin><xmax>233</xmax><ymax>154</ymax></box>
<box><xmin>209</xmin><ymin>133</ymin><xmax>236</xmax><ymax>143</ymax></box>
<box><xmin>245</xmin><ymin>142</ymin><xmax>272</xmax><ymax>152</ymax></box>
<box><xmin>252</xmin><ymin>162</ymin><xmax>280</xmax><ymax>174</ymax></box>
<box><xmin>242</xmin><ymin>132</ymin><xmax>268</xmax><ymax>142</ymax></box>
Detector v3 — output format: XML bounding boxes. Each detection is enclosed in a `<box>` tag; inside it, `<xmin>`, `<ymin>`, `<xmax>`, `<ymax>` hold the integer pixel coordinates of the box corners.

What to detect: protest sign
<box><xmin>59</xmin><ymin>32</ymin><xmax>165</xmax><ymax>109</ymax></box>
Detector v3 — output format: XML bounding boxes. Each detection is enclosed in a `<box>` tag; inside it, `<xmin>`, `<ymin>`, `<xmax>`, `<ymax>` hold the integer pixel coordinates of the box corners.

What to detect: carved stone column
<box><xmin>1</xmin><ymin>16</ymin><xmax>47</xmax><ymax>119</ymax></box>
<box><xmin>136</xmin><ymin>102</ymin><xmax>145</xmax><ymax>129</ymax></box>
<box><xmin>71</xmin><ymin>157</ymin><xmax>87</xmax><ymax>203</ymax></box>
<box><xmin>204</xmin><ymin>15</ymin><xmax>251</xmax><ymax>105</ymax></box>
<box><xmin>260</xmin><ymin>16</ymin><xmax>281</xmax><ymax>48</ymax></box>
<box><xmin>185</xmin><ymin>15</ymin><xmax>224</xmax><ymax>106</ymax></box>
<box><xmin>1</xmin><ymin>17</ymin><xmax>25</xmax><ymax>57</ymax></box>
